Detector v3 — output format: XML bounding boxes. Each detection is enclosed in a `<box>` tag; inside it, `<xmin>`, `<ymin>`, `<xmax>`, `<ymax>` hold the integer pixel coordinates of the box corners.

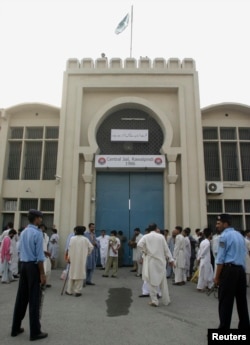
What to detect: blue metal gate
<box><xmin>95</xmin><ymin>172</ymin><xmax>164</xmax><ymax>265</ymax></box>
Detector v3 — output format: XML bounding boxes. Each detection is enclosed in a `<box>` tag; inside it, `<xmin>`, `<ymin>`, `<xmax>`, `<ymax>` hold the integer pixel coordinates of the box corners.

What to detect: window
<box><xmin>43</xmin><ymin>142</ymin><xmax>58</xmax><ymax>180</ymax></box>
<box><xmin>3</xmin><ymin>199</ymin><xmax>17</xmax><ymax>211</ymax></box>
<box><xmin>7</xmin><ymin>126</ymin><xmax>59</xmax><ymax>180</ymax></box>
<box><xmin>41</xmin><ymin>199</ymin><xmax>54</xmax><ymax>211</ymax></box>
<box><xmin>20</xmin><ymin>199</ymin><xmax>38</xmax><ymax>211</ymax></box>
<box><xmin>207</xmin><ymin>199</ymin><xmax>249</xmax><ymax>231</ymax></box>
<box><xmin>203</xmin><ymin>126</ymin><xmax>250</xmax><ymax>182</ymax></box>
<box><xmin>7</xmin><ymin>142</ymin><xmax>22</xmax><ymax>179</ymax></box>
<box><xmin>203</xmin><ymin>143</ymin><xmax>220</xmax><ymax>181</ymax></box>
<box><xmin>24</xmin><ymin>142</ymin><xmax>42</xmax><ymax>180</ymax></box>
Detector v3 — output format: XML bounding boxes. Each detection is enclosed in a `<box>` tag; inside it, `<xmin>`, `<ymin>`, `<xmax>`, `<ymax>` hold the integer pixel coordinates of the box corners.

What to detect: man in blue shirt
<box><xmin>11</xmin><ymin>209</ymin><xmax>48</xmax><ymax>341</ymax></box>
<box><xmin>214</xmin><ymin>213</ymin><xmax>250</xmax><ymax>329</ymax></box>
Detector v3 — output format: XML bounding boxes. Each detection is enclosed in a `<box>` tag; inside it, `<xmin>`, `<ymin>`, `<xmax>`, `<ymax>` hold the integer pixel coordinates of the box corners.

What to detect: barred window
<box><xmin>239</xmin><ymin>128</ymin><xmax>250</xmax><ymax>140</ymax></box>
<box><xmin>224</xmin><ymin>200</ymin><xmax>242</xmax><ymax>213</ymax></box>
<box><xmin>43</xmin><ymin>142</ymin><xmax>58</xmax><ymax>180</ymax></box>
<box><xmin>45</xmin><ymin>127</ymin><xmax>59</xmax><ymax>139</ymax></box>
<box><xmin>26</xmin><ymin>127</ymin><xmax>43</xmax><ymax>139</ymax></box>
<box><xmin>207</xmin><ymin>200</ymin><xmax>222</xmax><ymax>213</ymax></box>
<box><xmin>220</xmin><ymin>127</ymin><xmax>236</xmax><ymax>140</ymax></box>
<box><xmin>203</xmin><ymin>126</ymin><xmax>250</xmax><ymax>182</ymax></box>
<box><xmin>221</xmin><ymin>143</ymin><xmax>239</xmax><ymax>181</ymax></box>
<box><xmin>24</xmin><ymin>142</ymin><xmax>42</xmax><ymax>180</ymax></box>
<box><xmin>2</xmin><ymin>214</ymin><xmax>15</xmax><ymax>229</ymax></box>
<box><xmin>41</xmin><ymin>199</ymin><xmax>54</xmax><ymax>211</ymax></box>
<box><xmin>245</xmin><ymin>200</ymin><xmax>250</xmax><ymax>213</ymax></box>
<box><xmin>20</xmin><ymin>199</ymin><xmax>38</xmax><ymax>211</ymax></box>
<box><xmin>3</xmin><ymin>199</ymin><xmax>17</xmax><ymax>211</ymax></box>
<box><xmin>203</xmin><ymin>143</ymin><xmax>220</xmax><ymax>181</ymax></box>
<box><xmin>10</xmin><ymin>127</ymin><xmax>23</xmax><ymax>139</ymax></box>
<box><xmin>7</xmin><ymin>126</ymin><xmax>59</xmax><ymax>180</ymax></box>
<box><xmin>7</xmin><ymin>142</ymin><xmax>22</xmax><ymax>179</ymax></box>
<box><xmin>203</xmin><ymin>127</ymin><xmax>218</xmax><ymax>140</ymax></box>
<box><xmin>240</xmin><ymin>143</ymin><xmax>250</xmax><ymax>181</ymax></box>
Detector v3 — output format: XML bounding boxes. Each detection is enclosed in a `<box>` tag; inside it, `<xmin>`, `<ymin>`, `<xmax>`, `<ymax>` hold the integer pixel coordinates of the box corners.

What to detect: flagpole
<box><xmin>130</xmin><ymin>5</ymin><xmax>134</xmax><ymax>58</ymax></box>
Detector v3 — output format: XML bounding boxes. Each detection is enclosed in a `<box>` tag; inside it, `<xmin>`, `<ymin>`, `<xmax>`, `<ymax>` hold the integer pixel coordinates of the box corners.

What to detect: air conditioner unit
<box><xmin>206</xmin><ymin>182</ymin><xmax>224</xmax><ymax>194</ymax></box>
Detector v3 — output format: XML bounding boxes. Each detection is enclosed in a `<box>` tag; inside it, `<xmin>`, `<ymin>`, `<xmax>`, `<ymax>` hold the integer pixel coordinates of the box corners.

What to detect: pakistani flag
<box><xmin>115</xmin><ymin>13</ymin><xmax>129</xmax><ymax>34</ymax></box>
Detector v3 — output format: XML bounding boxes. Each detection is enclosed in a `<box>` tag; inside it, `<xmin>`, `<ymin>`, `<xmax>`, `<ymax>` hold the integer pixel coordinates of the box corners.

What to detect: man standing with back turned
<box><xmin>214</xmin><ymin>213</ymin><xmax>250</xmax><ymax>329</ymax></box>
<box><xmin>11</xmin><ymin>209</ymin><xmax>48</xmax><ymax>341</ymax></box>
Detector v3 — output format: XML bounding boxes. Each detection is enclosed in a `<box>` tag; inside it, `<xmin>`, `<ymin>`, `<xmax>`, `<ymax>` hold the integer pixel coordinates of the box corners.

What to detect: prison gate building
<box><xmin>0</xmin><ymin>57</ymin><xmax>249</xmax><ymax>265</ymax></box>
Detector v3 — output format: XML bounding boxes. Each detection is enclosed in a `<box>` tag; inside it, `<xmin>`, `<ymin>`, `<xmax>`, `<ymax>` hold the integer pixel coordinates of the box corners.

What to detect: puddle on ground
<box><xmin>106</xmin><ymin>288</ymin><xmax>132</xmax><ymax>317</ymax></box>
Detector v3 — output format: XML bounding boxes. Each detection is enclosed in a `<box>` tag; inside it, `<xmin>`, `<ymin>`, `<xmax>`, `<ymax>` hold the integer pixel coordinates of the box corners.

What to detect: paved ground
<box><xmin>1</xmin><ymin>267</ymin><xmax>250</xmax><ymax>345</ymax></box>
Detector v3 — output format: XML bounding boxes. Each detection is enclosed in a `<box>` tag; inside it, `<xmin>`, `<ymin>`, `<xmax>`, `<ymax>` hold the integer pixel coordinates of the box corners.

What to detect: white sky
<box><xmin>0</xmin><ymin>0</ymin><xmax>250</xmax><ymax>109</ymax></box>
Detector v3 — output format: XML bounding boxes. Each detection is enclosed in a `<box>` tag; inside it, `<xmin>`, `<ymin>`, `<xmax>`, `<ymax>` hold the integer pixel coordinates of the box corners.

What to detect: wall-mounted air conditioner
<box><xmin>206</xmin><ymin>182</ymin><xmax>224</xmax><ymax>194</ymax></box>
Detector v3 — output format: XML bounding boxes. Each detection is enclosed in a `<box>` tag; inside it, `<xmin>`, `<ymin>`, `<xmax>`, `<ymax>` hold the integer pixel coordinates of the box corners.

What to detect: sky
<box><xmin>0</xmin><ymin>0</ymin><xmax>250</xmax><ymax>109</ymax></box>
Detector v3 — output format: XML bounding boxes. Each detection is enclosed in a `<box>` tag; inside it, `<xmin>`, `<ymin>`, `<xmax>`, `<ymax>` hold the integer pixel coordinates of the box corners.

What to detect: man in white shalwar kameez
<box><xmin>197</xmin><ymin>228</ymin><xmax>214</xmax><ymax>291</ymax></box>
<box><xmin>173</xmin><ymin>226</ymin><xmax>186</xmax><ymax>285</ymax></box>
<box><xmin>183</xmin><ymin>228</ymin><xmax>191</xmax><ymax>281</ymax></box>
<box><xmin>137</xmin><ymin>223</ymin><xmax>174</xmax><ymax>307</ymax></box>
<box><xmin>96</xmin><ymin>230</ymin><xmax>109</xmax><ymax>270</ymax></box>
<box><xmin>66</xmin><ymin>226</ymin><xmax>93</xmax><ymax>296</ymax></box>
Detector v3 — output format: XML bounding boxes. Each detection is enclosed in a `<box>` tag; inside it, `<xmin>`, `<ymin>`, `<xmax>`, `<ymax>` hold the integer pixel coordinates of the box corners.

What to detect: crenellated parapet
<box><xmin>66</xmin><ymin>57</ymin><xmax>196</xmax><ymax>73</ymax></box>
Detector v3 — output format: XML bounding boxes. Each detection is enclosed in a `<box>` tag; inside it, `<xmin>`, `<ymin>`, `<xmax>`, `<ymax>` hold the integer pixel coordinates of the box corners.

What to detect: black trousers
<box><xmin>11</xmin><ymin>262</ymin><xmax>42</xmax><ymax>337</ymax></box>
<box><xmin>218</xmin><ymin>265</ymin><xmax>250</xmax><ymax>329</ymax></box>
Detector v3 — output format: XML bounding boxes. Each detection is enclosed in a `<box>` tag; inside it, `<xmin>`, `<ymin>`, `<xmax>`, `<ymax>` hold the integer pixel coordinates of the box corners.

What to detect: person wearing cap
<box><xmin>214</xmin><ymin>213</ymin><xmax>250</xmax><ymax>329</ymax></box>
<box><xmin>11</xmin><ymin>209</ymin><xmax>48</xmax><ymax>341</ymax></box>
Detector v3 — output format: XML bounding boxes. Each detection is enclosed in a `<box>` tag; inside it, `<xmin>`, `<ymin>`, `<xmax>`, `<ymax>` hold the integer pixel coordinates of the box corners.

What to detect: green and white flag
<box><xmin>115</xmin><ymin>13</ymin><xmax>129</xmax><ymax>34</ymax></box>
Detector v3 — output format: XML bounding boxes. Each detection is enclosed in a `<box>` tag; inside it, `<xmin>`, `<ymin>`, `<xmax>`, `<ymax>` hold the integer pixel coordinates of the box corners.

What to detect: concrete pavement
<box><xmin>1</xmin><ymin>267</ymin><xmax>249</xmax><ymax>345</ymax></box>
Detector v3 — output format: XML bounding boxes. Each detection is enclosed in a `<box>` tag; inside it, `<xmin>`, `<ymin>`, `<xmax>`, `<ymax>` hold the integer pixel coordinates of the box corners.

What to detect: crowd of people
<box><xmin>1</xmin><ymin>210</ymin><xmax>250</xmax><ymax>340</ymax></box>
<box><xmin>0</xmin><ymin>221</ymin><xmax>59</xmax><ymax>285</ymax></box>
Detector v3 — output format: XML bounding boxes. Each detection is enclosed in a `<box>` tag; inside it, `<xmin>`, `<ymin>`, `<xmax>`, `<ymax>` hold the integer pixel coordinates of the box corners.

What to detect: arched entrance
<box><xmin>95</xmin><ymin>108</ymin><xmax>165</xmax><ymax>265</ymax></box>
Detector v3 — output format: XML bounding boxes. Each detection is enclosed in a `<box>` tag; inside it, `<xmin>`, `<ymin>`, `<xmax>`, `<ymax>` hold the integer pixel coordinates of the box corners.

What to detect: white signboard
<box><xmin>95</xmin><ymin>155</ymin><xmax>166</xmax><ymax>169</ymax></box>
<box><xmin>111</xmin><ymin>129</ymin><xmax>148</xmax><ymax>142</ymax></box>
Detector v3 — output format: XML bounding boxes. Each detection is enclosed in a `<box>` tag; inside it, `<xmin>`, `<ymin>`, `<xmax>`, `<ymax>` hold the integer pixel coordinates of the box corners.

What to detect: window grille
<box><xmin>3</xmin><ymin>199</ymin><xmax>17</xmax><ymax>211</ymax></box>
<box><xmin>220</xmin><ymin>127</ymin><xmax>236</xmax><ymax>140</ymax></box>
<box><xmin>203</xmin><ymin>127</ymin><xmax>218</xmax><ymax>140</ymax></box>
<box><xmin>221</xmin><ymin>143</ymin><xmax>239</xmax><ymax>181</ymax></box>
<box><xmin>43</xmin><ymin>142</ymin><xmax>58</xmax><ymax>180</ymax></box>
<box><xmin>203</xmin><ymin>143</ymin><xmax>220</xmax><ymax>181</ymax></box>
<box><xmin>240</xmin><ymin>143</ymin><xmax>250</xmax><ymax>181</ymax></box>
<box><xmin>207</xmin><ymin>200</ymin><xmax>222</xmax><ymax>213</ymax></box>
<box><xmin>7</xmin><ymin>142</ymin><xmax>22</xmax><ymax>179</ymax></box>
<box><xmin>2</xmin><ymin>214</ymin><xmax>14</xmax><ymax>229</ymax></box>
<box><xmin>41</xmin><ymin>214</ymin><xmax>54</xmax><ymax>230</ymax></box>
<box><xmin>20</xmin><ymin>199</ymin><xmax>38</xmax><ymax>211</ymax></box>
<box><xmin>96</xmin><ymin>109</ymin><xmax>164</xmax><ymax>155</ymax></box>
<box><xmin>246</xmin><ymin>216</ymin><xmax>250</xmax><ymax>229</ymax></box>
<box><xmin>207</xmin><ymin>215</ymin><xmax>218</xmax><ymax>231</ymax></box>
<box><xmin>239</xmin><ymin>128</ymin><xmax>250</xmax><ymax>140</ymax></box>
<box><xmin>20</xmin><ymin>214</ymin><xmax>29</xmax><ymax>228</ymax></box>
<box><xmin>24</xmin><ymin>142</ymin><xmax>42</xmax><ymax>180</ymax></box>
<box><xmin>45</xmin><ymin>127</ymin><xmax>59</xmax><ymax>139</ymax></box>
<box><xmin>231</xmin><ymin>215</ymin><xmax>243</xmax><ymax>230</ymax></box>
<box><xmin>26</xmin><ymin>127</ymin><xmax>43</xmax><ymax>139</ymax></box>
<box><xmin>224</xmin><ymin>200</ymin><xmax>242</xmax><ymax>213</ymax></box>
<box><xmin>41</xmin><ymin>199</ymin><xmax>54</xmax><ymax>211</ymax></box>
<box><xmin>10</xmin><ymin>127</ymin><xmax>23</xmax><ymax>139</ymax></box>
<box><xmin>245</xmin><ymin>200</ymin><xmax>250</xmax><ymax>213</ymax></box>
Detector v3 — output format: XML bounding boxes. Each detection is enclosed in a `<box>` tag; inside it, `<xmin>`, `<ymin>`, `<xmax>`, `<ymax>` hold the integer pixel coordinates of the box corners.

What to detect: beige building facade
<box><xmin>0</xmin><ymin>57</ymin><xmax>249</xmax><ymax>265</ymax></box>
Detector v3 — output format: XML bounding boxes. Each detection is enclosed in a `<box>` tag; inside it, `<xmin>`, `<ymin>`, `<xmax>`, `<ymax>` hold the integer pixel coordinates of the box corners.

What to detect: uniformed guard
<box><xmin>214</xmin><ymin>213</ymin><xmax>250</xmax><ymax>329</ymax></box>
<box><xmin>11</xmin><ymin>209</ymin><xmax>48</xmax><ymax>341</ymax></box>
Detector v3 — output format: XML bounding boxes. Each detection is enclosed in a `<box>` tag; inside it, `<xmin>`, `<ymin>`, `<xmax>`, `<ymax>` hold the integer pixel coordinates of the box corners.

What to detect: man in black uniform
<box><xmin>214</xmin><ymin>213</ymin><xmax>250</xmax><ymax>329</ymax></box>
<box><xmin>11</xmin><ymin>209</ymin><xmax>48</xmax><ymax>341</ymax></box>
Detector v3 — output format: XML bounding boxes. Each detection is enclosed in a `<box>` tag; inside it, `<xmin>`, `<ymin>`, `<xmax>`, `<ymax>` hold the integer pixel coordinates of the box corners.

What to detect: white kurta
<box><xmin>197</xmin><ymin>238</ymin><xmax>214</xmax><ymax>290</ymax></box>
<box><xmin>173</xmin><ymin>234</ymin><xmax>186</xmax><ymax>283</ymax></box>
<box><xmin>96</xmin><ymin>235</ymin><xmax>110</xmax><ymax>261</ymax></box>
<box><xmin>245</xmin><ymin>239</ymin><xmax>250</xmax><ymax>274</ymax></box>
<box><xmin>68</xmin><ymin>235</ymin><xmax>94</xmax><ymax>280</ymax></box>
<box><xmin>137</xmin><ymin>232</ymin><xmax>173</xmax><ymax>306</ymax></box>
<box><xmin>184</xmin><ymin>236</ymin><xmax>191</xmax><ymax>273</ymax></box>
